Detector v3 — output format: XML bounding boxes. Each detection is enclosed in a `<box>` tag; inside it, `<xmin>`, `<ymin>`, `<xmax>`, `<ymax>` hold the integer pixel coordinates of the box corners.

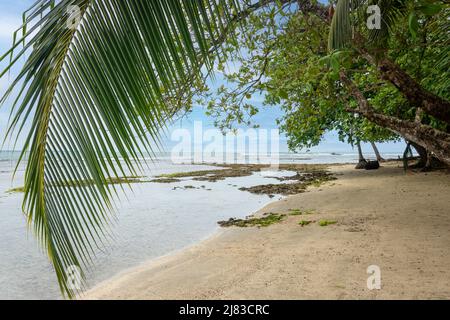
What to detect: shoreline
<box><xmin>82</xmin><ymin>227</ymin><xmax>229</xmax><ymax>298</ymax></box>
<box><xmin>85</xmin><ymin>162</ymin><xmax>450</xmax><ymax>299</ymax></box>
<box><xmin>82</xmin><ymin>162</ymin><xmax>331</xmax><ymax>297</ymax></box>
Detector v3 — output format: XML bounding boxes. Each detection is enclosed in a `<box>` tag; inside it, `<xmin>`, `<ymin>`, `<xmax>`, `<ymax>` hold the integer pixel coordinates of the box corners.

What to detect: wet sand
<box><xmin>85</xmin><ymin>162</ymin><xmax>450</xmax><ymax>299</ymax></box>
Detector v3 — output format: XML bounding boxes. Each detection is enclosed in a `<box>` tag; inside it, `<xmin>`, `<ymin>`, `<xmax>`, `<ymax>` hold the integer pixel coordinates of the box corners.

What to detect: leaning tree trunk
<box><xmin>409</xmin><ymin>141</ymin><xmax>428</xmax><ymax>168</ymax></box>
<box><xmin>355</xmin><ymin>140</ymin><xmax>367</xmax><ymax>169</ymax></box>
<box><xmin>340</xmin><ymin>72</ymin><xmax>450</xmax><ymax>166</ymax></box>
<box><xmin>370</xmin><ymin>141</ymin><xmax>384</xmax><ymax>162</ymax></box>
<box><xmin>361</xmin><ymin>50</ymin><xmax>450</xmax><ymax>125</ymax></box>
<box><xmin>365</xmin><ymin>112</ymin><xmax>450</xmax><ymax>165</ymax></box>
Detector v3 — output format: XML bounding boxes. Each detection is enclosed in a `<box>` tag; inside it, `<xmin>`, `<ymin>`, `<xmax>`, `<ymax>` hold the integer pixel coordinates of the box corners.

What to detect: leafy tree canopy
<box><xmin>194</xmin><ymin>0</ymin><xmax>448</xmax><ymax>154</ymax></box>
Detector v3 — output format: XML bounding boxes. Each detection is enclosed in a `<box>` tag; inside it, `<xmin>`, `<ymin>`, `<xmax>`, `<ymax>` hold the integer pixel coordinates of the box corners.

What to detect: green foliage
<box><xmin>198</xmin><ymin>1</ymin><xmax>291</xmax><ymax>132</ymax></box>
<box><xmin>6</xmin><ymin>187</ymin><xmax>25</xmax><ymax>194</ymax></box>
<box><xmin>298</xmin><ymin>220</ymin><xmax>313</xmax><ymax>226</ymax></box>
<box><xmin>1</xmin><ymin>0</ymin><xmax>448</xmax><ymax>299</ymax></box>
<box><xmin>0</xmin><ymin>0</ymin><xmax>241</xmax><ymax>298</ymax></box>
<box><xmin>202</xmin><ymin>1</ymin><xmax>449</xmax><ymax>154</ymax></box>
<box><xmin>199</xmin><ymin>4</ymin><xmax>402</xmax><ymax>152</ymax></box>
<box><xmin>328</xmin><ymin>0</ymin><xmax>408</xmax><ymax>51</ymax></box>
<box><xmin>218</xmin><ymin>213</ymin><xmax>285</xmax><ymax>228</ymax></box>
<box><xmin>267</xmin><ymin>12</ymin><xmax>399</xmax><ymax>151</ymax></box>
<box><xmin>408</xmin><ymin>12</ymin><xmax>420</xmax><ymax>38</ymax></box>
<box><xmin>318</xmin><ymin>219</ymin><xmax>337</xmax><ymax>227</ymax></box>
<box><xmin>289</xmin><ymin>208</ymin><xmax>315</xmax><ymax>216</ymax></box>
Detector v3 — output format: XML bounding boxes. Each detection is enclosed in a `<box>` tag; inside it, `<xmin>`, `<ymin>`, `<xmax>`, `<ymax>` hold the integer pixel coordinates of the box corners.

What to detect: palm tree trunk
<box><xmin>370</xmin><ymin>141</ymin><xmax>384</xmax><ymax>162</ymax></box>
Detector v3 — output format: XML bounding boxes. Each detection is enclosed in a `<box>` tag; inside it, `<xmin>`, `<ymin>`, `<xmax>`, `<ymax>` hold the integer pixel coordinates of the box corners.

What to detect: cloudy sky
<box><xmin>0</xmin><ymin>0</ymin><xmax>406</xmax><ymax>155</ymax></box>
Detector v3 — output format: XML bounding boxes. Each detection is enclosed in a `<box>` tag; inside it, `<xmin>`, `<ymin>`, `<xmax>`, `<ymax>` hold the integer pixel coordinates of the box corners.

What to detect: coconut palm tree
<box><xmin>0</xmin><ymin>0</ymin><xmax>246</xmax><ymax>298</ymax></box>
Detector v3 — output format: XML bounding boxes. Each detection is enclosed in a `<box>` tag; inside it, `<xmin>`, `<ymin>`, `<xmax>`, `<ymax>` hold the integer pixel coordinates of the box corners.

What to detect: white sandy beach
<box><xmin>85</xmin><ymin>162</ymin><xmax>450</xmax><ymax>299</ymax></box>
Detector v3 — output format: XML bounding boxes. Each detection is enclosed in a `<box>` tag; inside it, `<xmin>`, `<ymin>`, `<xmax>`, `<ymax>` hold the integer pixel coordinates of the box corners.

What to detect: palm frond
<box><xmin>328</xmin><ymin>0</ymin><xmax>353</xmax><ymax>50</ymax></box>
<box><xmin>428</xmin><ymin>3</ymin><xmax>450</xmax><ymax>70</ymax></box>
<box><xmin>328</xmin><ymin>0</ymin><xmax>407</xmax><ymax>51</ymax></box>
<box><xmin>366</xmin><ymin>0</ymin><xmax>407</xmax><ymax>47</ymax></box>
<box><xmin>0</xmin><ymin>0</ymin><xmax>240</xmax><ymax>298</ymax></box>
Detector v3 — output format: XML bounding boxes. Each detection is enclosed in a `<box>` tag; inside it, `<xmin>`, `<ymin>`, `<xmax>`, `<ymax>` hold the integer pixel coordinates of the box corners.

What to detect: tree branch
<box><xmin>340</xmin><ymin>71</ymin><xmax>450</xmax><ymax>165</ymax></box>
<box><xmin>359</xmin><ymin>48</ymin><xmax>450</xmax><ymax>125</ymax></box>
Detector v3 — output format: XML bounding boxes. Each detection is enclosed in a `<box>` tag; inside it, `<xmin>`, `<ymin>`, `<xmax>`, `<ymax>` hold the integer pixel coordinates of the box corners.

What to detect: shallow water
<box><xmin>0</xmin><ymin>148</ymin><xmax>406</xmax><ymax>299</ymax></box>
<box><xmin>0</xmin><ymin>159</ymin><xmax>293</xmax><ymax>299</ymax></box>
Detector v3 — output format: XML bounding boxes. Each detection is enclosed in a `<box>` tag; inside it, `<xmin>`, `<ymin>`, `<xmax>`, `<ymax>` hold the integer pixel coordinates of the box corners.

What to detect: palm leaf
<box><xmin>0</xmin><ymin>0</ymin><xmax>240</xmax><ymax>298</ymax></box>
<box><xmin>428</xmin><ymin>3</ymin><xmax>449</xmax><ymax>73</ymax></box>
<box><xmin>328</xmin><ymin>0</ymin><xmax>353</xmax><ymax>51</ymax></box>
<box><xmin>328</xmin><ymin>0</ymin><xmax>407</xmax><ymax>51</ymax></box>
